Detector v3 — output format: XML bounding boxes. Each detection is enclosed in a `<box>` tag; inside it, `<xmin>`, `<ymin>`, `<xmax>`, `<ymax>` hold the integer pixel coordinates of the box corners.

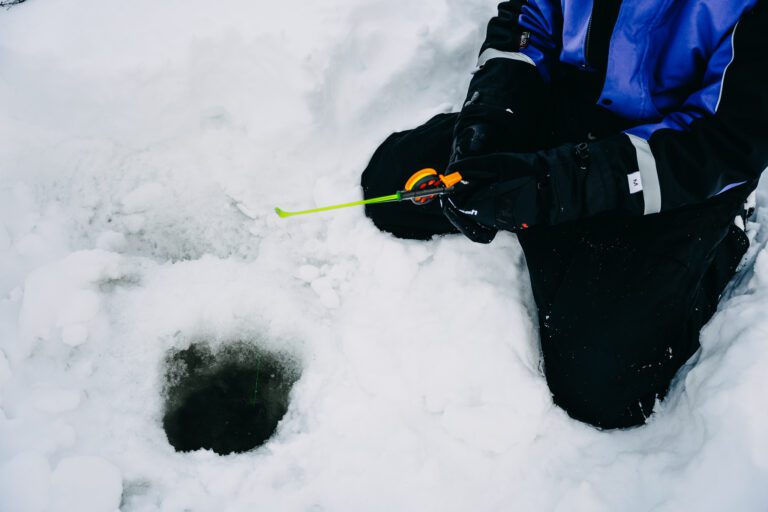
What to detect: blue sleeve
<box><xmin>623</xmin><ymin>4</ymin><xmax>768</xmax><ymax>213</ymax></box>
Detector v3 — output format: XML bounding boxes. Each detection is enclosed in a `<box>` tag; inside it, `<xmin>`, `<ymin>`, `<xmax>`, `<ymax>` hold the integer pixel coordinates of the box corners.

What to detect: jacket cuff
<box><xmin>544</xmin><ymin>135</ymin><xmax>646</xmax><ymax>224</ymax></box>
<box><xmin>464</xmin><ymin>58</ymin><xmax>546</xmax><ymax>108</ymax></box>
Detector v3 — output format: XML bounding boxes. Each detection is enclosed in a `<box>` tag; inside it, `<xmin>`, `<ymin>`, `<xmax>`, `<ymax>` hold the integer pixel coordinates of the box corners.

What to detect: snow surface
<box><xmin>1</xmin><ymin>0</ymin><xmax>767</xmax><ymax>510</ymax></box>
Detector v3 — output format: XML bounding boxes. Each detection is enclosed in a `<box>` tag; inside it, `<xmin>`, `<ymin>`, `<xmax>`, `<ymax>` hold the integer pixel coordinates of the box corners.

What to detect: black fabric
<box><xmin>524</xmin><ymin>207</ymin><xmax>747</xmax><ymax>428</ymax></box>
<box><xmin>445</xmin><ymin>134</ymin><xmax>646</xmax><ymax>231</ymax></box>
<box><xmin>550</xmin><ymin>12</ymin><xmax>639</xmax><ymax>145</ymax></box>
<box><xmin>457</xmin><ymin>59</ymin><xmax>553</xmax><ymax>156</ymax></box>
<box><xmin>481</xmin><ymin>0</ymin><xmax>531</xmax><ymax>54</ymax></box>
<box><xmin>550</xmin><ymin>64</ymin><xmax>634</xmax><ymax>143</ymax></box>
<box><xmin>361</xmin><ymin>114</ymin><xmax>459</xmax><ymax>241</ymax></box>
<box><xmin>360</xmin><ymin>113</ymin><xmax>750</xmax><ymax>429</ymax></box>
<box><xmin>584</xmin><ymin>0</ymin><xmax>623</xmax><ymax>76</ymax></box>
<box><xmin>441</xmin><ymin>195</ymin><xmax>498</xmax><ymax>244</ymax></box>
<box><xmin>447</xmin><ymin>57</ymin><xmax>554</xmax><ymax>242</ymax></box>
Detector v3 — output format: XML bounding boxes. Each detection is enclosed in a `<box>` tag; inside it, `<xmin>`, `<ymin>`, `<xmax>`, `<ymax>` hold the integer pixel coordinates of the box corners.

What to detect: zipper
<box><xmin>583</xmin><ymin>15</ymin><xmax>594</xmax><ymax>68</ymax></box>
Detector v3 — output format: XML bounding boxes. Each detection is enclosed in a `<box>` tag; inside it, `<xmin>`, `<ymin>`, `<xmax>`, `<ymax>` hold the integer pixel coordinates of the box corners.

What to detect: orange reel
<box><xmin>404</xmin><ymin>168</ymin><xmax>462</xmax><ymax>205</ymax></box>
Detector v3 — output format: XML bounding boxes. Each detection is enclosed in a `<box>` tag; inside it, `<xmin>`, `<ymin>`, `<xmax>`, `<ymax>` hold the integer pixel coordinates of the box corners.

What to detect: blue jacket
<box><xmin>465</xmin><ymin>0</ymin><xmax>767</xmax><ymax>218</ymax></box>
<box><xmin>515</xmin><ymin>0</ymin><xmax>755</xmax><ymax>139</ymax></box>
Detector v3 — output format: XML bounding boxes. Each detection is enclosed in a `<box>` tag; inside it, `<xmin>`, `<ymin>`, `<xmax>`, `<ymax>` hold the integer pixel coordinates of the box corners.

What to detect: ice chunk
<box><xmin>234</xmin><ymin>202</ymin><xmax>258</xmax><ymax>219</ymax></box>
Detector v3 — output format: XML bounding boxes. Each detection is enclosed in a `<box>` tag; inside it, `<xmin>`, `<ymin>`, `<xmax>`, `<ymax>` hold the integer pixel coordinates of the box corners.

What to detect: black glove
<box><xmin>447</xmin><ymin>135</ymin><xmax>645</xmax><ymax>235</ymax></box>
<box><xmin>442</xmin><ymin>104</ymin><xmax>503</xmax><ymax>244</ymax></box>
<box><xmin>442</xmin><ymin>59</ymin><xmax>551</xmax><ymax>243</ymax></box>
<box><xmin>450</xmin><ymin>59</ymin><xmax>551</xmax><ymax>162</ymax></box>
<box><xmin>441</xmin><ymin>194</ymin><xmax>499</xmax><ymax>244</ymax></box>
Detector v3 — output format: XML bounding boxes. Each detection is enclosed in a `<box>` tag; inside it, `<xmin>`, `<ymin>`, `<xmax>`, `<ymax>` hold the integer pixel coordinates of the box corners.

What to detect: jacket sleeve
<box><xmin>458</xmin><ymin>1</ymin><xmax>563</xmax><ymax>153</ymax></box>
<box><xmin>478</xmin><ymin>0</ymin><xmax>562</xmax><ymax>83</ymax></box>
<box><xmin>621</xmin><ymin>3</ymin><xmax>768</xmax><ymax>214</ymax></box>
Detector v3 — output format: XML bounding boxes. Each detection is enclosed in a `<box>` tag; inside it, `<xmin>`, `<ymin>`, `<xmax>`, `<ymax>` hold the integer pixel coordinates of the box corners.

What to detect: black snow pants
<box><xmin>361</xmin><ymin>113</ymin><xmax>750</xmax><ymax>429</ymax></box>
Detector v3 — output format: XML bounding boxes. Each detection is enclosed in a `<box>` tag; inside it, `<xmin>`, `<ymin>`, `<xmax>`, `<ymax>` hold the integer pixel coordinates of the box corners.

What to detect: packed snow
<box><xmin>1</xmin><ymin>0</ymin><xmax>767</xmax><ymax>510</ymax></box>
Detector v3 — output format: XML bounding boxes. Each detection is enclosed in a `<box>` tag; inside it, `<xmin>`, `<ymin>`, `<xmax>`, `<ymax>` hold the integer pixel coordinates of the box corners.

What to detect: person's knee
<box><xmin>549</xmin><ymin>380</ymin><xmax>655</xmax><ymax>430</ymax></box>
<box><xmin>360</xmin><ymin>133</ymin><xmax>403</xmax><ymax>217</ymax></box>
<box><xmin>360</xmin><ymin>112</ymin><xmax>458</xmax><ymax>205</ymax></box>
<box><xmin>359</xmin><ymin>134</ymin><xmax>455</xmax><ymax>240</ymax></box>
<box><xmin>361</xmin><ymin>135</ymin><xmax>398</xmax><ymax>195</ymax></box>
<box><xmin>543</xmin><ymin>347</ymin><xmax>659</xmax><ymax>430</ymax></box>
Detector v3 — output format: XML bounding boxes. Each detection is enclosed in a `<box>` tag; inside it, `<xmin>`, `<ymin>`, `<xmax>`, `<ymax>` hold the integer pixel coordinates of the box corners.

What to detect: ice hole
<box><xmin>162</xmin><ymin>342</ymin><xmax>299</xmax><ymax>455</ymax></box>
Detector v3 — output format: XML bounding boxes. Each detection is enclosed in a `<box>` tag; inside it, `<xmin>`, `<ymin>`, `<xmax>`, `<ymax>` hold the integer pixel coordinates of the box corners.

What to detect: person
<box><xmin>360</xmin><ymin>0</ymin><xmax>768</xmax><ymax>429</ymax></box>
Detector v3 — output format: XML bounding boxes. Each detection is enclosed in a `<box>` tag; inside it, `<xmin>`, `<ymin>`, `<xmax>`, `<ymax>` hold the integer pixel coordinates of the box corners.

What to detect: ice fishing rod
<box><xmin>274</xmin><ymin>168</ymin><xmax>463</xmax><ymax>218</ymax></box>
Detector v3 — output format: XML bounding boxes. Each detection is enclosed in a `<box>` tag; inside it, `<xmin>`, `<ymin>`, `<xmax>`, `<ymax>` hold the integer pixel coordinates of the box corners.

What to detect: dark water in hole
<box><xmin>162</xmin><ymin>342</ymin><xmax>299</xmax><ymax>455</ymax></box>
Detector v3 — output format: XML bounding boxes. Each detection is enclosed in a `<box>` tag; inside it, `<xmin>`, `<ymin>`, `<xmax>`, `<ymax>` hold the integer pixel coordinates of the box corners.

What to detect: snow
<box><xmin>0</xmin><ymin>0</ymin><xmax>767</xmax><ymax>511</ymax></box>
<box><xmin>50</xmin><ymin>456</ymin><xmax>123</xmax><ymax>512</ymax></box>
<box><xmin>0</xmin><ymin>453</ymin><xmax>52</xmax><ymax>512</ymax></box>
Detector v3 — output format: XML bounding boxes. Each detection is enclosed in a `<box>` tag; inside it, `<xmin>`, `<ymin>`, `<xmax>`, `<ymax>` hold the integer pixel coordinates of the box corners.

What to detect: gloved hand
<box><xmin>442</xmin><ymin>104</ymin><xmax>504</xmax><ymax>244</ymax></box>
<box><xmin>442</xmin><ymin>59</ymin><xmax>551</xmax><ymax>243</ymax></box>
<box><xmin>450</xmin><ymin>104</ymin><xmax>517</xmax><ymax>162</ymax></box>
<box><xmin>450</xmin><ymin>59</ymin><xmax>550</xmax><ymax>162</ymax></box>
<box><xmin>446</xmin><ymin>135</ymin><xmax>646</xmax><ymax>237</ymax></box>
<box><xmin>441</xmin><ymin>194</ymin><xmax>499</xmax><ymax>244</ymax></box>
